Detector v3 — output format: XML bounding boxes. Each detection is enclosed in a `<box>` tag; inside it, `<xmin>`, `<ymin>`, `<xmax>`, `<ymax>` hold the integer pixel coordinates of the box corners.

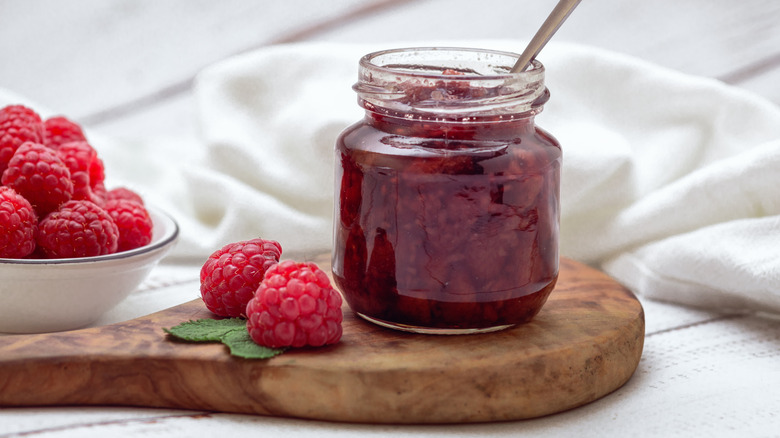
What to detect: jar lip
<box><xmin>358</xmin><ymin>46</ymin><xmax>544</xmax><ymax>80</ymax></box>
<box><xmin>355</xmin><ymin>47</ymin><xmax>548</xmax><ymax>118</ymax></box>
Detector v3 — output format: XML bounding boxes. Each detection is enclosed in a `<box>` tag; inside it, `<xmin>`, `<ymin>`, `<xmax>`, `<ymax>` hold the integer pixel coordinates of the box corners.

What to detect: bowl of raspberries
<box><xmin>0</xmin><ymin>104</ymin><xmax>179</xmax><ymax>333</ymax></box>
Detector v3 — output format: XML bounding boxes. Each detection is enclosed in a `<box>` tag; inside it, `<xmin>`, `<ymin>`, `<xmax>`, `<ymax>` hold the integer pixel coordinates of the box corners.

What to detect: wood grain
<box><xmin>0</xmin><ymin>257</ymin><xmax>643</xmax><ymax>424</ymax></box>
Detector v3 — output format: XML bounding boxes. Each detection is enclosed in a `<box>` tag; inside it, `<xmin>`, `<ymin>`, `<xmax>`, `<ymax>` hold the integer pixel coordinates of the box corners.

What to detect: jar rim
<box><xmin>354</xmin><ymin>46</ymin><xmax>548</xmax><ymax>118</ymax></box>
<box><xmin>358</xmin><ymin>46</ymin><xmax>544</xmax><ymax>80</ymax></box>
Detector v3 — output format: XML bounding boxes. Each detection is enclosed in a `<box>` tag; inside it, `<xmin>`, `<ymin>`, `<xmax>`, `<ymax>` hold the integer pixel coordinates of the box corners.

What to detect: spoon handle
<box><xmin>511</xmin><ymin>0</ymin><xmax>582</xmax><ymax>73</ymax></box>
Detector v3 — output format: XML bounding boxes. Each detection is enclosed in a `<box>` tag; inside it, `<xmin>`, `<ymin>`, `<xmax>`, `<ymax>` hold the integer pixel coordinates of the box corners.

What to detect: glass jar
<box><xmin>332</xmin><ymin>47</ymin><xmax>561</xmax><ymax>334</ymax></box>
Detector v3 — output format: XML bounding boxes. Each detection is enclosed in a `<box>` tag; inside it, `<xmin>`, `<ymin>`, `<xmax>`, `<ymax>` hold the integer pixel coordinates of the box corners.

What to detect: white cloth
<box><xmin>5</xmin><ymin>40</ymin><xmax>780</xmax><ymax>315</ymax></box>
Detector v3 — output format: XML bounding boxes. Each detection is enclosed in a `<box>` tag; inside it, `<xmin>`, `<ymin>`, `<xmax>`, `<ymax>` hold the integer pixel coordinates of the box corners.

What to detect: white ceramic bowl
<box><xmin>0</xmin><ymin>205</ymin><xmax>179</xmax><ymax>333</ymax></box>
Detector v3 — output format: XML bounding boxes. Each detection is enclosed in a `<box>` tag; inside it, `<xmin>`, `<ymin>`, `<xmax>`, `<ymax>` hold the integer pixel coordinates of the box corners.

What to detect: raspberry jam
<box><xmin>332</xmin><ymin>48</ymin><xmax>561</xmax><ymax>333</ymax></box>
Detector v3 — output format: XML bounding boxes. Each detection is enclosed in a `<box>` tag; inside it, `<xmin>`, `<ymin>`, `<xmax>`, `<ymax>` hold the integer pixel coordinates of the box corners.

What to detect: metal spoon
<box><xmin>511</xmin><ymin>0</ymin><xmax>583</xmax><ymax>73</ymax></box>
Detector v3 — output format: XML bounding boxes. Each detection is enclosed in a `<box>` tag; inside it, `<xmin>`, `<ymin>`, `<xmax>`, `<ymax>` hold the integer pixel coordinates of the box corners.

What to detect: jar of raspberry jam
<box><xmin>332</xmin><ymin>47</ymin><xmax>561</xmax><ymax>334</ymax></box>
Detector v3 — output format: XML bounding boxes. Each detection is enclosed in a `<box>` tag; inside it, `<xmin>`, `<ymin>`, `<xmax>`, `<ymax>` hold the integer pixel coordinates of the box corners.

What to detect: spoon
<box><xmin>511</xmin><ymin>0</ymin><xmax>583</xmax><ymax>73</ymax></box>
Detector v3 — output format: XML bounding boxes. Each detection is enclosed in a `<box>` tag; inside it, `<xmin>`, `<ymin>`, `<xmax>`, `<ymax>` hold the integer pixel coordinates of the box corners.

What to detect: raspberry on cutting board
<box><xmin>246</xmin><ymin>260</ymin><xmax>343</xmax><ymax>348</ymax></box>
<box><xmin>36</xmin><ymin>200</ymin><xmax>119</xmax><ymax>258</ymax></box>
<box><xmin>200</xmin><ymin>239</ymin><xmax>282</xmax><ymax>318</ymax></box>
<box><xmin>0</xmin><ymin>186</ymin><xmax>37</xmax><ymax>258</ymax></box>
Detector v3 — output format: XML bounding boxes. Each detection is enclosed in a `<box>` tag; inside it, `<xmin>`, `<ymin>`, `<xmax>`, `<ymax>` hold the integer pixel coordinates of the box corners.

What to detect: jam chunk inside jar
<box><xmin>332</xmin><ymin>47</ymin><xmax>561</xmax><ymax>334</ymax></box>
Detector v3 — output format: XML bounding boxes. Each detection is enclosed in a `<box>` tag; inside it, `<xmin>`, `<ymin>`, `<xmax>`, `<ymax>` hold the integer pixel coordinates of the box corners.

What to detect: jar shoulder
<box><xmin>337</xmin><ymin>120</ymin><xmax>561</xmax><ymax>156</ymax></box>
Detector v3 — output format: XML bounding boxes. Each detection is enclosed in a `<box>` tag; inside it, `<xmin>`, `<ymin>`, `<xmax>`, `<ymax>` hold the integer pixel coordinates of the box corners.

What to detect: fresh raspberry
<box><xmin>43</xmin><ymin>116</ymin><xmax>87</xmax><ymax>149</ymax></box>
<box><xmin>56</xmin><ymin>141</ymin><xmax>102</xmax><ymax>203</ymax></box>
<box><xmin>105</xmin><ymin>186</ymin><xmax>144</xmax><ymax>205</ymax></box>
<box><xmin>0</xmin><ymin>105</ymin><xmax>44</xmax><ymax>174</ymax></box>
<box><xmin>92</xmin><ymin>181</ymin><xmax>108</xmax><ymax>206</ymax></box>
<box><xmin>200</xmin><ymin>239</ymin><xmax>282</xmax><ymax>317</ymax></box>
<box><xmin>104</xmin><ymin>199</ymin><xmax>153</xmax><ymax>251</ymax></box>
<box><xmin>1</xmin><ymin>142</ymin><xmax>73</xmax><ymax>216</ymax></box>
<box><xmin>0</xmin><ymin>186</ymin><xmax>37</xmax><ymax>258</ymax></box>
<box><xmin>37</xmin><ymin>200</ymin><xmax>119</xmax><ymax>258</ymax></box>
<box><xmin>246</xmin><ymin>260</ymin><xmax>343</xmax><ymax>348</ymax></box>
<box><xmin>88</xmin><ymin>152</ymin><xmax>105</xmax><ymax>191</ymax></box>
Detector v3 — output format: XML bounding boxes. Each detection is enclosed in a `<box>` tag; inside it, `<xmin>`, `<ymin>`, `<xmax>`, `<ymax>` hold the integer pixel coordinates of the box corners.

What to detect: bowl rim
<box><xmin>0</xmin><ymin>205</ymin><xmax>179</xmax><ymax>265</ymax></box>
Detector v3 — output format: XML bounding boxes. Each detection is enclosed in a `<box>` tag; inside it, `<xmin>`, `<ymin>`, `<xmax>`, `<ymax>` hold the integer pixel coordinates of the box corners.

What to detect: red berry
<box><xmin>1</xmin><ymin>141</ymin><xmax>73</xmax><ymax>216</ymax></box>
<box><xmin>92</xmin><ymin>181</ymin><xmax>108</xmax><ymax>206</ymax></box>
<box><xmin>88</xmin><ymin>153</ymin><xmax>105</xmax><ymax>191</ymax></box>
<box><xmin>56</xmin><ymin>141</ymin><xmax>102</xmax><ymax>203</ymax></box>
<box><xmin>43</xmin><ymin>116</ymin><xmax>87</xmax><ymax>149</ymax></box>
<box><xmin>200</xmin><ymin>239</ymin><xmax>282</xmax><ymax>318</ymax></box>
<box><xmin>37</xmin><ymin>200</ymin><xmax>119</xmax><ymax>258</ymax></box>
<box><xmin>0</xmin><ymin>105</ymin><xmax>44</xmax><ymax>175</ymax></box>
<box><xmin>0</xmin><ymin>186</ymin><xmax>37</xmax><ymax>258</ymax></box>
<box><xmin>247</xmin><ymin>260</ymin><xmax>343</xmax><ymax>348</ymax></box>
<box><xmin>104</xmin><ymin>199</ymin><xmax>153</xmax><ymax>251</ymax></box>
<box><xmin>105</xmin><ymin>186</ymin><xmax>144</xmax><ymax>205</ymax></box>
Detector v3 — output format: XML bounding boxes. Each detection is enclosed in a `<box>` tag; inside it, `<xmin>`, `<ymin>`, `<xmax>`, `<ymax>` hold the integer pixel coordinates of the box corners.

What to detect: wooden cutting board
<box><xmin>0</xmin><ymin>257</ymin><xmax>644</xmax><ymax>424</ymax></box>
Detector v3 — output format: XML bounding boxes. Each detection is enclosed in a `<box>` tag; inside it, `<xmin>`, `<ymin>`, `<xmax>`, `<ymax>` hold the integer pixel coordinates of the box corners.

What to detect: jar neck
<box><xmin>363</xmin><ymin>106</ymin><xmax>539</xmax><ymax>140</ymax></box>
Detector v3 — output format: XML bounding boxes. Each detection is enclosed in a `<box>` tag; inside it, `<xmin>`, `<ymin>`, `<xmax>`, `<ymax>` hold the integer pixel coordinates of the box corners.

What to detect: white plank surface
<box><xmin>316</xmin><ymin>0</ymin><xmax>780</xmax><ymax>79</ymax></box>
<box><xmin>1</xmin><ymin>1</ymin><xmax>779</xmax><ymax>436</ymax></box>
<box><xmin>1</xmin><ymin>0</ymin><xmax>368</xmax><ymax>114</ymax></box>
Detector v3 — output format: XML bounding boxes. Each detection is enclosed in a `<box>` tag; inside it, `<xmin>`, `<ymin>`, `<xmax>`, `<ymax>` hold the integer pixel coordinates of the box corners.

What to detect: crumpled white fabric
<box><xmin>4</xmin><ymin>40</ymin><xmax>780</xmax><ymax>315</ymax></box>
<box><xmin>534</xmin><ymin>42</ymin><xmax>780</xmax><ymax>314</ymax></box>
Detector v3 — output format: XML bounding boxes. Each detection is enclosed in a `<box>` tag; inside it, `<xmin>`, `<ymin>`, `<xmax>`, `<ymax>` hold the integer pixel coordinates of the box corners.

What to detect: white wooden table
<box><xmin>2</xmin><ymin>1</ymin><xmax>779</xmax><ymax>436</ymax></box>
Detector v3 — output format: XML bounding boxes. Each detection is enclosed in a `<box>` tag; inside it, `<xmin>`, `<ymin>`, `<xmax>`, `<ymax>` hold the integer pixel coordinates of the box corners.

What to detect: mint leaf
<box><xmin>221</xmin><ymin>329</ymin><xmax>286</xmax><ymax>359</ymax></box>
<box><xmin>163</xmin><ymin>318</ymin><xmax>246</xmax><ymax>342</ymax></box>
<box><xmin>163</xmin><ymin>318</ymin><xmax>285</xmax><ymax>359</ymax></box>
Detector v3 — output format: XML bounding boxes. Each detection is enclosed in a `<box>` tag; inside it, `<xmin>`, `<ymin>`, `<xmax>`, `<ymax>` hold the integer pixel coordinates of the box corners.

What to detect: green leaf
<box><xmin>221</xmin><ymin>329</ymin><xmax>286</xmax><ymax>359</ymax></box>
<box><xmin>163</xmin><ymin>318</ymin><xmax>285</xmax><ymax>359</ymax></box>
<box><xmin>163</xmin><ymin>318</ymin><xmax>246</xmax><ymax>342</ymax></box>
